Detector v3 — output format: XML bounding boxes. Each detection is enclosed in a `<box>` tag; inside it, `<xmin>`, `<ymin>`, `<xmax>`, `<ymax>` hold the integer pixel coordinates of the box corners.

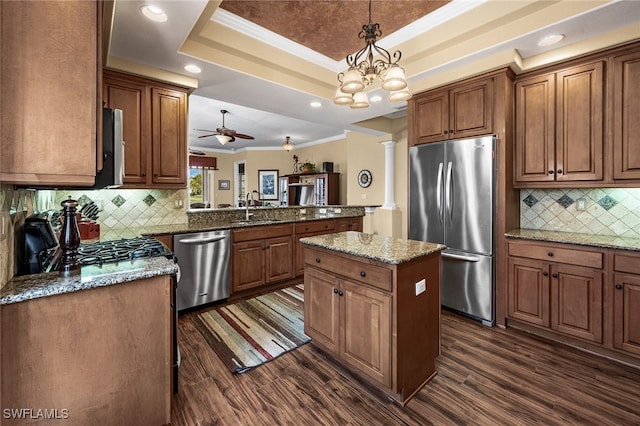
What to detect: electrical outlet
<box><xmin>319</xmin><ymin>208</ymin><xmax>327</xmax><ymax>214</ymax></box>
<box><xmin>415</xmin><ymin>279</ymin><xmax>426</xmax><ymax>295</ymax></box>
<box><xmin>334</xmin><ymin>208</ymin><xmax>342</xmax><ymax>214</ymax></box>
<box><xmin>576</xmin><ymin>198</ymin><xmax>586</xmax><ymax>211</ymax></box>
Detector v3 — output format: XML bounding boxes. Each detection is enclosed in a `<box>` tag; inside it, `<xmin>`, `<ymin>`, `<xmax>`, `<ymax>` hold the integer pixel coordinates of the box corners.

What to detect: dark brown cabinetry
<box><xmin>0</xmin><ymin>1</ymin><xmax>99</xmax><ymax>186</ymax></box>
<box><xmin>515</xmin><ymin>61</ymin><xmax>604</xmax><ymax>185</ymax></box>
<box><xmin>293</xmin><ymin>220</ymin><xmax>336</xmax><ymax>277</ymax></box>
<box><xmin>612</xmin><ymin>252</ymin><xmax>640</xmax><ymax>356</ymax></box>
<box><xmin>335</xmin><ymin>217</ymin><xmax>363</xmax><ymax>232</ymax></box>
<box><xmin>507</xmin><ymin>241</ymin><xmax>604</xmax><ymax>343</ymax></box>
<box><xmin>231</xmin><ymin>224</ymin><xmax>294</xmax><ymax>293</ymax></box>
<box><xmin>409</xmin><ymin>77</ymin><xmax>493</xmax><ymax>145</ymax></box>
<box><xmin>612</xmin><ymin>49</ymin><xmax>640</xmax><ymax>181</ymax></box>
<box><xmin>103</xmin><ymin>70</ymin><xmax>188</xmax><ymax>188</ymax></box>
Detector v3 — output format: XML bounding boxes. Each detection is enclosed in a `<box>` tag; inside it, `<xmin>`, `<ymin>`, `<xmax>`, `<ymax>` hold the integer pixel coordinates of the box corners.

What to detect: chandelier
<box><xmin>281</xmin><ymin>136</ymin><xmax>295</xmax><ymax>151</ymax></box>
<box><xmin>334</xmin><ymin>0</ymin><xmax>412</xmax><ymax>108</ymax></box>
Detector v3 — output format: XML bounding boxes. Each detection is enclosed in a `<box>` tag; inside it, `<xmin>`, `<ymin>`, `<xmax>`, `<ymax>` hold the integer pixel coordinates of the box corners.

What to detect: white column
<box><xmin>380</xmin><ymin>140</ymin><xmax>396</xmax><ymax>209</ymax></box>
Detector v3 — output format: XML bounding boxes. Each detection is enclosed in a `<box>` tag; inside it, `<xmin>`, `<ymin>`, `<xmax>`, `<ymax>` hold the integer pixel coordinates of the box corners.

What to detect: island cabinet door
<box><xmin>340</xmin><ymin>280</ymin><xmax>392</xmax><ymax>389</ymax></box>
<box><xmin>304</xmin><ymin>267</ymin><xmax>340</xmax><ymax>353</ymax></box>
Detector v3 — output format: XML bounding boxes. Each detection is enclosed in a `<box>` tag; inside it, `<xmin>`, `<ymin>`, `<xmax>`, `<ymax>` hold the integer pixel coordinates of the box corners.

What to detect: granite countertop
<box><xmin>0</xmin><ymin>257</ymin><xmax>178</xmax><ymax>305</ymax></box>
<box><xmin>300</xmin><ymin>231</ymin><xmax>445</xmax><ymax>265</ymax></box>
<box><xmin>505</xmin><ymin>229</ymin><xmax>640</xmax><ymax>252</ymax></box>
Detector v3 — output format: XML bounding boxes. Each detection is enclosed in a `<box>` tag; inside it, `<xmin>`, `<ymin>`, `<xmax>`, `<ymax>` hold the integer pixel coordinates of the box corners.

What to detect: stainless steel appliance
<box><xmin>409</xmin><ymin>135</ymin><xmax>496</xmax><ymax>326</ymax></box>
<box><xmin>173</xmin><ymin>229</ymin><xmax>231</xmax><ymax>311</ymax></box>
<box><xmin>20</xmin><ymin>214</ymin><xmax>59</xmax><ymax>275</ymax></box>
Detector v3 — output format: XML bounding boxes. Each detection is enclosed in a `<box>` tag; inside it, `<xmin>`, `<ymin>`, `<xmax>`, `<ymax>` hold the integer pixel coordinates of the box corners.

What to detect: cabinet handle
<box><xmin>557</xmin><ymin>169</ymin><xmax>563</xmax><ymax>175</ymax></box>
<box><xmin>142</xmin><ymin>172</ymin><xmax>146</xmax><ymax>177</ymax></box>
<box><xmin>338</xmin><ymin>291</ymin><xmax>344</xmax><ymax>297</ymax></box>
<box><xmin>444</xmin><ymin>130</ymin><xmax>448</xmax><ymax>134</ymax></box>
<box><xmin>360</xmin><ymin>271</ymin><xmax>366</xmax><ymax>277</ymax></box>
<box><xmin>547</xmin><ymin>252</ymin><xmax>554</xmax><ymax>257</ymax></box>
<box><xmin>333</xmin><ymin>288</ymin><xmax>339</xmax><ymax>294</ymax></box>
<box><xmin>543</xmin><ymin>271</ymin><xmax>549</xmax><ymax>277</ymax></box>
<box><xmin>552</xmin><ymin>273</ymin><xmax>558</xmax><ymax>278</ymax></box>
<box><xmin>548</xmin><ymin>170</ymin><xmax>554</xmax><ymax>175</ymax></box>
<box><xmin>315</xmin><ymin>258</ymin><xmax>320</xmax><ymax>263</ymax></box>
<box><xmin>154</xmin><ymin>173</ymin><xmax>158</xmax><ymax>177</ymax></box>
<box><xmin>616</xmin><ymin>284</ymin><xmax>623</xmax><ymax>290</ymax></box>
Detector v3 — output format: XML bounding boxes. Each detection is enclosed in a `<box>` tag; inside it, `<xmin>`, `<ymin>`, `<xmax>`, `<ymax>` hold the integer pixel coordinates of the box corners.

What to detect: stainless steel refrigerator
<box><xmin>409</xmin><ymin>135</ymin><xmax>496</xmax><ymax>326</ymax></box>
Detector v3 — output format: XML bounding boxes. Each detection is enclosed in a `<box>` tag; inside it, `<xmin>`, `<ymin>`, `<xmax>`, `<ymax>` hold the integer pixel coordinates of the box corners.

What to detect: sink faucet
<box><xmin>245</xmin><ymin>192</ymin><xmax>252</xmax><ymax>220</ymax></box>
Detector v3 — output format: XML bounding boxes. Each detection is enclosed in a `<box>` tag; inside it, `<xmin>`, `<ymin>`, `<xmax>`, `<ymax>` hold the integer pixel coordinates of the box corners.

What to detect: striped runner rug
<box><xmin>191</xmin><ymin>284</ymin><xmax>310</xmax><ymax>373</ymax></box>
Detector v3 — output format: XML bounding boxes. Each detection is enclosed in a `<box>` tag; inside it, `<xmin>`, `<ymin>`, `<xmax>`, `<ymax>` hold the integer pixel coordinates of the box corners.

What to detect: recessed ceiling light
<box><xmin>310</xmin><ymin>101</ymin><xmax>322</xmax><ymax>108</ymax></box>
<box><xmin>141</xmin><ymin>5</ymin><xmax>167</xmax><ymax>22</ymax></box>
<box><xmin>184</xmin><ymin>64</ymin><xmax>202</xmax><ymax>74</ymax></box>
<box><xmin>370</xmin><ymin>95</ymin><xmax>383</xmax><ymax>103</ymax></box>
<box><xmin>537</xmin><ymin>34</ymin><xmax>565</xmax><ymax>47</ymax></box>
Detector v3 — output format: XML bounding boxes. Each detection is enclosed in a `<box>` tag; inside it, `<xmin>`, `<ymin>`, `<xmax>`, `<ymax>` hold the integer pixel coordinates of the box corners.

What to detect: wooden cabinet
<box><xmin>281</xmin><ymin>173</ymin><xmax>340</xmax><ymax>206</ymax></box>
<box><xmin>294</xmin><ymin>220</ymin><xmax>336</xmax><ymax>276</ymax></box>
<box><xmin>507</xmin><ymin>241</ymin><xmax>604</xmax><ymax>343</ymax></box>
<box><xmin>515</xmin><ymin>61</ymin><xmax>604</xmax><ymax>185</ymax></box>
<box><xmin>612</xmin><ymin>49</ymin><xmax>640</xmax><ymax>181</ymax></box>
<box><xmin>335</xmin><ymin>217</ymin><xmax>362</xmax><ymax>232</ymax></box>
<box><xmin>0</xmin><ymin>1</ymin><xmax>99</xmax><ymax>186</ymax></box>
<box><xmin>103</xmin><ymin>70</ymin><xmax>188</xmax><ymax>188</ymax></box>
<box><xmin>612</xmin><ymin>252</ymin><xmax>640</xmax><ymax>356</ymax></box>
<box><xmin>303</xmin><ymin>244</ymin><xmax>441</xmax><ymax>405</ymax></box>
<box><xmin>1</xmin><ymin>275</ymin><xmax>172</xmax><ymax>425</ymax></box>
<box><xmin>409</xmin><ymin>76</ymin><xmax>493</xmax><ymax>145</ymax></box>
<box><xmin>231</xmin><ymin>224</ymin><xmax>294</xmax><ymax>293</ymax></box>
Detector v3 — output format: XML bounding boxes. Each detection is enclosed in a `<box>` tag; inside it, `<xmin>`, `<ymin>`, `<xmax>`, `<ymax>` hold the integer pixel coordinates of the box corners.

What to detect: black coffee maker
<box><xmin>20</xmin><ymin>213</ymin><xmax>59</xmax><ymax>275</ymax></box>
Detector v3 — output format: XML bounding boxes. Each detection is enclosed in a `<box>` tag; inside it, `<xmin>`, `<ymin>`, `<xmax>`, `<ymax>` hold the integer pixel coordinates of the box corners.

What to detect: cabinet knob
<box><xmin>616</xmin><ymin>284</ymin><xmax>623</xmax><ymax>290</ymax></box>
<box><xmin>315</xmin><ymin>258</ymin><xmax>320</xmax><ymax>263</ymax></box>
<box><xmin>360</xmin><ymin>271</ymin><xmax>366</xmax><ymax>277</ymax></box>
<box><xmin>557</xmin><ymin>169</ymin><xmax>563</xmax><ymax>175</ymax></box>
<box><xmin>548</xmin><ymin>170</ymin><xmax>554</xmax><ymax>175</ymax></box>
<box><xmin>552</xmin><ymin>273</ymin><xmax>558</xmax><ymax>278</ymax></box>
<box><xmin>142</xmin><ymin>172</ymin><xmax>147</xmax><ymax>177</ymax></box>
<box><xmin>444</xmin><ymin>130</ymin><xmax>448</xmax><ymax>134</ymax></box>
<box><xmin>547</xmin><ymin>252</ymin><xmax>554</xmax><ymax>257</ymax></box>
<box><xmin>333</xmin><ymin>288</ymin><xmax>338</xmax><ymax>294</ymax></box>
<box><xmin>338</xmin><ymin>290</ymin><xmax>344</xmax><ymax>297</ymax></box>
<box><xmin>543</xmin><ymin>271</ymin><xmax>549</xmax><ymax>277</ymax></box>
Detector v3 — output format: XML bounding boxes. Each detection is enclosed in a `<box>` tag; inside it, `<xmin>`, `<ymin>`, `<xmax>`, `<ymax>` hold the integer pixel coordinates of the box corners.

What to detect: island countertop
<box><xmin>300</xmin><ymin>231</ymin><xmax>445</xmax><ymax>265</ymax></box>
<box><xmin>0</xmin><ymin>257</ymin><xmax>178</xmax><ymax>305</ymax></box>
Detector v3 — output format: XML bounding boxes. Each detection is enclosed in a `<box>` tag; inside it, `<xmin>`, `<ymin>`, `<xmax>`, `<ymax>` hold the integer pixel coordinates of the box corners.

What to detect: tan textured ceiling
<box><xmin>219</xmin><ymin>1</ymin><xmax>450</xmax><ymax>61</ymax></box>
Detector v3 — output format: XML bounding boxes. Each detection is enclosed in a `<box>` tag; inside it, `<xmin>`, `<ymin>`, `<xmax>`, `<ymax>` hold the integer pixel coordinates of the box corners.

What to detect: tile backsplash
<box><xmin>520</xmin><ymin>188</ymin><xmax>640</xmax><ymax>238</ymax></box>
<box><xmin>39</xmin><ymin>189</ymin><xmax>188</xmax><ymax>229</ymax></box>
<box><xmin>1</xmin><ymin>185</ymin><xmax>36</xmax><ymax>288</ymax></box>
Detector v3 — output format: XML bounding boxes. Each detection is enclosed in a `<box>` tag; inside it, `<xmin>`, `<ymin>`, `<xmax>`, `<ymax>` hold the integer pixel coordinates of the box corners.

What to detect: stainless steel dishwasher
<box><xmin>173</xmin><ymin>229</ymin><xmax>231</xmax><ymax>311</ymax></box>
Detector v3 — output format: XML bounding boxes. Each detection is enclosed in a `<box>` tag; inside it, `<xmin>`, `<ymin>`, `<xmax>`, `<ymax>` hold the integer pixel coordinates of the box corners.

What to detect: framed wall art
<box><xmin>218</xmin><ymin>179</ymin><xmax>230</xmax><ymax>190</ymax></box>
<box><xmin>258</xmin><ymin>170</ymin><xmax>279</xmax><ymax>200</ymax></box>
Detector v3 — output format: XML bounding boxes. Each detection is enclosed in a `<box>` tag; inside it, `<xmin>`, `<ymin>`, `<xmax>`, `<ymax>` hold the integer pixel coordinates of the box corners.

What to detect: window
<box><xmin>189</xmin><ymin>156</ymin><xmax>217</xmax><ymax>209</ymax></box>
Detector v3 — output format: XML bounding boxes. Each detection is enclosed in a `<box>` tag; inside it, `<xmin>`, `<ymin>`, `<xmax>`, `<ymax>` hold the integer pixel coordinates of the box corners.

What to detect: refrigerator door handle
<box><xmin>445</xmin><ymin>161</ymin><xmax>453</xmax><ymax>221</ymax></box>
<box><xmin>436</xmin><ymin>162</ymin><xmax>444</xmax><ymax>223</ymax></box>
<box><xmin>442</xmin><ymin>252</ymin><xmax>481</xmax><ymax>262</ymax></box>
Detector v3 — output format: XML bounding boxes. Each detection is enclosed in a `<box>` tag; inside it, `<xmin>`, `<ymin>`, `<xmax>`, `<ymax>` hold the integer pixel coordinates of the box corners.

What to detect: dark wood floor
<box><xmin>172</xmin><ymin>308</ymin><xmax>640</xmax><ymax>425</ymax></box>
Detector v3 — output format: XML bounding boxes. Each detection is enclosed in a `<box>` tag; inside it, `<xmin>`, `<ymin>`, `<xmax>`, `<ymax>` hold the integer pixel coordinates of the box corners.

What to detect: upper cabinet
<box><xmin>103</xmin><ymin>70</ymin><xmax>188</xmax><ymax>189</ymax></box>
<box><xmin>0</xmin><ymin>1</ymin><xmax>99</xmax><ymax>186</ymax></box>
<box><xmin>515</xmin><ymin>61</ymin><xmax>604</xmax><ymax>184</ymax></box>
<box><xmin>409</xmin><ymin>76</ymin><xmax>493</xmax><ymax>145</ymax></box>
<box><xmin>612</xmin><ymin>49</ymin><xmax>640</xmax><ymax>181</ymax></box>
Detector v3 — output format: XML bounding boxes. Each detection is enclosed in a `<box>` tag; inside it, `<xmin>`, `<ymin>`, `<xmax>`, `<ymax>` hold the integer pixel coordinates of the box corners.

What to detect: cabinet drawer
<box><xmin>508</xmin><ymin>242</ymin><xmax>603</xmax><ymax>269</ymax></box>
<box><xmin>304</xmin><ymin>248</ymin><xmax>392</xmax><ymax>292</ymax></box>
<box><xmin>295</xmin><ymin>220</ymin><xmax>335</xmax><ymax>234</ymax></box>
<box><xmin>233</xmin><ymin>224</ymin><xmax>293</xmax><ymax>242</ymax></box>
<box><xmin>614</xmin><ymin>252</ymin><xmax>640</xmax><ymax>275</ymax></box>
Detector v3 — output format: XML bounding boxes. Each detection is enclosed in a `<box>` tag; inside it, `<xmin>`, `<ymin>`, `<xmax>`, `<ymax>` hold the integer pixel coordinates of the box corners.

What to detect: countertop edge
<box><xmin>505</xmin><ymin>229</ymin><xmax>640</xmax><ymax>252</ymax></box>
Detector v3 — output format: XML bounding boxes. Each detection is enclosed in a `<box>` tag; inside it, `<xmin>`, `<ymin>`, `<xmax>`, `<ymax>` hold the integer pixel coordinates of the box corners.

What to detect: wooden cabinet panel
<box><xmin>304</xmin><ymin>267</ymin><xmax>340</xmax><ymax>353</ymax></box>
<box><xmin>508</xmin><ymin>257</ymin><xmax>550</xmax><ymax>327</ymax></box>
<box><xmin>294</xmin><ymin>220</ymin><xmax>336</xmax><ymax>277</ymax></box>
<box><xmin>265</xmin><ymin>236</ymin><xmax>293</xmax><ymax>283</ymax></box>
<box><xmin>508</xmin><ymin>242</ymin><xmax>603</xmax><ymax>268</ymax></box>
<box><xmin>515</xmin><ymin>74</ymin><xmax>555</xmax><ymax>182</ymax></box>
<box><xmin>613</xmin><ymin>50</ymin><xmax>640</xmax><ymax>180</ymax></box>
<box><xmin>555</xmin><ymin>62</ymin><xmax>604</xmax><ymax>181</ymax></box>
<box><xmin>613</xmin><ymin>274</ymin><xmax>640</xmax><ymax>356</ymax></box>
<box><xmin>232</xmin><ymin>240</ymin><xmax>265</xmax><ymax>292</ymax></box>
<box><xmin>335</xmin><ymin>217</ymin><xmax>363</xmax><ymax>232</ymax></box>
<box><xmin>551</xmin><ymin>264</ymin><xmax>603</xmax><ymax>343</ymax></box>
<box><xmin>340</xmin><ymin>280</ymin><xmax>391</xmax><ymax>388</ymax></box>
<box><xmin>410</xmin><ymin>77</ymin><xmax>493</xmax><ymax>145</ymax></box>
<box><xmin>151</xmin><ymin>88</ymin><xmax>187</xmax><ymax>186</ymax></box>
<box><xmin>0</xmin><ymin>1</ymin><xmax>98</xmax><ymax>186</ymax></box>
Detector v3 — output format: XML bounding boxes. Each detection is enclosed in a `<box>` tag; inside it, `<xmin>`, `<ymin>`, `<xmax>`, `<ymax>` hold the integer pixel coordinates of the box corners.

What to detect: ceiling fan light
<box><xmin>350</xmin><ymin>92</ymin><xmax>369</xmax><ymax>109</ymax></box>
<box><xmin>382</xmin><ymin>65</ymin><xmax>408</xmax><ymax>91</ymax></box>
<box><xmin>334</xmin><ymin>88</ymin><xmax>354</xmax><ymax>105</ymax></box>
<box><xmin>341</xmin><ymin>68</ymin><xmax>366</xmax><ymax>94</ymax></box>
<box><xmin>388</xmin><ymin>88</ymin><xmax>412</xmax><ymax>102</ymax></box>
<box><xmin>215</xmin><ymin>134</ymin><xmax>232</xmax><ymax>145</ymax></box>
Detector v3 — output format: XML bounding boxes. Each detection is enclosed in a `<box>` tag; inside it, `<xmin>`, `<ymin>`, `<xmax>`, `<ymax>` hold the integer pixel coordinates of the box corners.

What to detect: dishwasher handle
<box><xmin>178</xmin><ymin>235</ymin><xmax>226</xmax><ymax>245</ymax></box>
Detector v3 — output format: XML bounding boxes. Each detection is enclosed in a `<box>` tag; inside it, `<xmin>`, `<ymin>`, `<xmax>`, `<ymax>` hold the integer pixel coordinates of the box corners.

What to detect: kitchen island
<box><xmin>301</xmin><ymin>231</ymin><xmax>445</xmax><ymax>405</ymax></box>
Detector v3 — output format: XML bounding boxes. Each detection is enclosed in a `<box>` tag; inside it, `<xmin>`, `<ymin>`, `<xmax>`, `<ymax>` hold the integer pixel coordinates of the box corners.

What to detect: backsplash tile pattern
<box><xmin>1</xmin><ymin>185</ymin><xmax>36</xmax><ymax>288</ymax></box>
<box><xmin>37</xmin><ymin>189</ymin><xmax>188</xmax><ymax>230</ymax></box>
<box><xmin>520</xmin><ymin>188</ymin><xmax>640</xmax><ymax>238</ymax></box>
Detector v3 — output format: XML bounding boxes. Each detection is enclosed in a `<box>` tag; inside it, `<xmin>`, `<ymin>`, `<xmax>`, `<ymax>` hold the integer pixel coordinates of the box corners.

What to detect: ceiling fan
<box><xmin>195</xmin><ymin>109</ymin><xmax>255</xmax><ymax>145</ymax></box>
<box><xmin>188</xmin><ymin>148</ymin><xmax>206</xmax><ymax>156</ymax></box>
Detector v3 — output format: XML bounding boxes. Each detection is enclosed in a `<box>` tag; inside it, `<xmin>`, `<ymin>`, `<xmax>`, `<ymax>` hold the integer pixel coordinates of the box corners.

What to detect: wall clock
<box><xmin>357</xmin><ymin>169</ymin><xmax>372</xmax><ymax>188</ymax></box>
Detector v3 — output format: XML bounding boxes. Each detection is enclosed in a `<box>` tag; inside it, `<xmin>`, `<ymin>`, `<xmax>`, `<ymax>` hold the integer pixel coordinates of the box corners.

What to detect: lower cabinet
<box><xmin>294</xmin><ymin>220</ymin><xmax>336</xmax><ymax>276</ymax></box>
<box><xmin>612</xmin><ymin>252</ymin><xmax>640</xmax><ymax>356</ymax></box>
<box><xmin>232</xmin><ymin>224</ymin><xmax>294</xmax><ymax>293</ymax></box>
<box><xmin>335</xmin><ymin>216</ymin><xmax>363</xmax><ymax>232</ymax></box>
<box><xmin>303</xmin><ymin>245</ymin><xmax>441</xmax><ymax>405</ymax></box>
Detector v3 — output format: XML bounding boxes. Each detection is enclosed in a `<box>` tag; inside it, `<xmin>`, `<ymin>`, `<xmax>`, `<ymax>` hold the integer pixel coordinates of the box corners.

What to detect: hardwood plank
<box><xmin>172</xmin><ymin>309</ymin><xmax>640</xmax><ymax>425</ymax></box>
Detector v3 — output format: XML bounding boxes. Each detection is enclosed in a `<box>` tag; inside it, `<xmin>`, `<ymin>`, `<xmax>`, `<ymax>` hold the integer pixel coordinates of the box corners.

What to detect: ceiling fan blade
<box><xmin>198</xmin><ymin>134</ymin><xmax>218</xmax><ymax>138</ymax></box>
<box><xmin>189</xmin><ymin>149</ymin><xmax>206</xmax><ymax>156</ymax></box>
<box><xmin>194</xmin><ymin>128</ymin><xmax>218</xmax><ymax>132</ymax></box>
<box><xmin>234</xmin><ymin>133</ymin><xmax>255</xmax><ymax>140</ymax></box>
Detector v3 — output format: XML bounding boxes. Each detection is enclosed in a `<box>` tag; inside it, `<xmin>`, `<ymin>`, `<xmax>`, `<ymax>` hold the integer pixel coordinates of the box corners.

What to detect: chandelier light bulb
<box><xmin>340</xmin><ymin>68</ymin><xmax>366</xmax><ymax>94</ymax></box>
<box><xmin>334</xmin><ymin>87</ymin><xmax>354</xmax><ymax>105</ymax></box>
<box><xmin>388</xmin><ymin>88</ymin><xmax>412</xmax><ymax>102</ymax></box>
<box><xmin>382</xmin><ymin>65</ymin><xmax>408</xmax><ymax>91</ymax></box>
<box><xmin>350</xmin><ymin>91</ymin><xmax>369</xmax><ymax>109</ymax></box>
